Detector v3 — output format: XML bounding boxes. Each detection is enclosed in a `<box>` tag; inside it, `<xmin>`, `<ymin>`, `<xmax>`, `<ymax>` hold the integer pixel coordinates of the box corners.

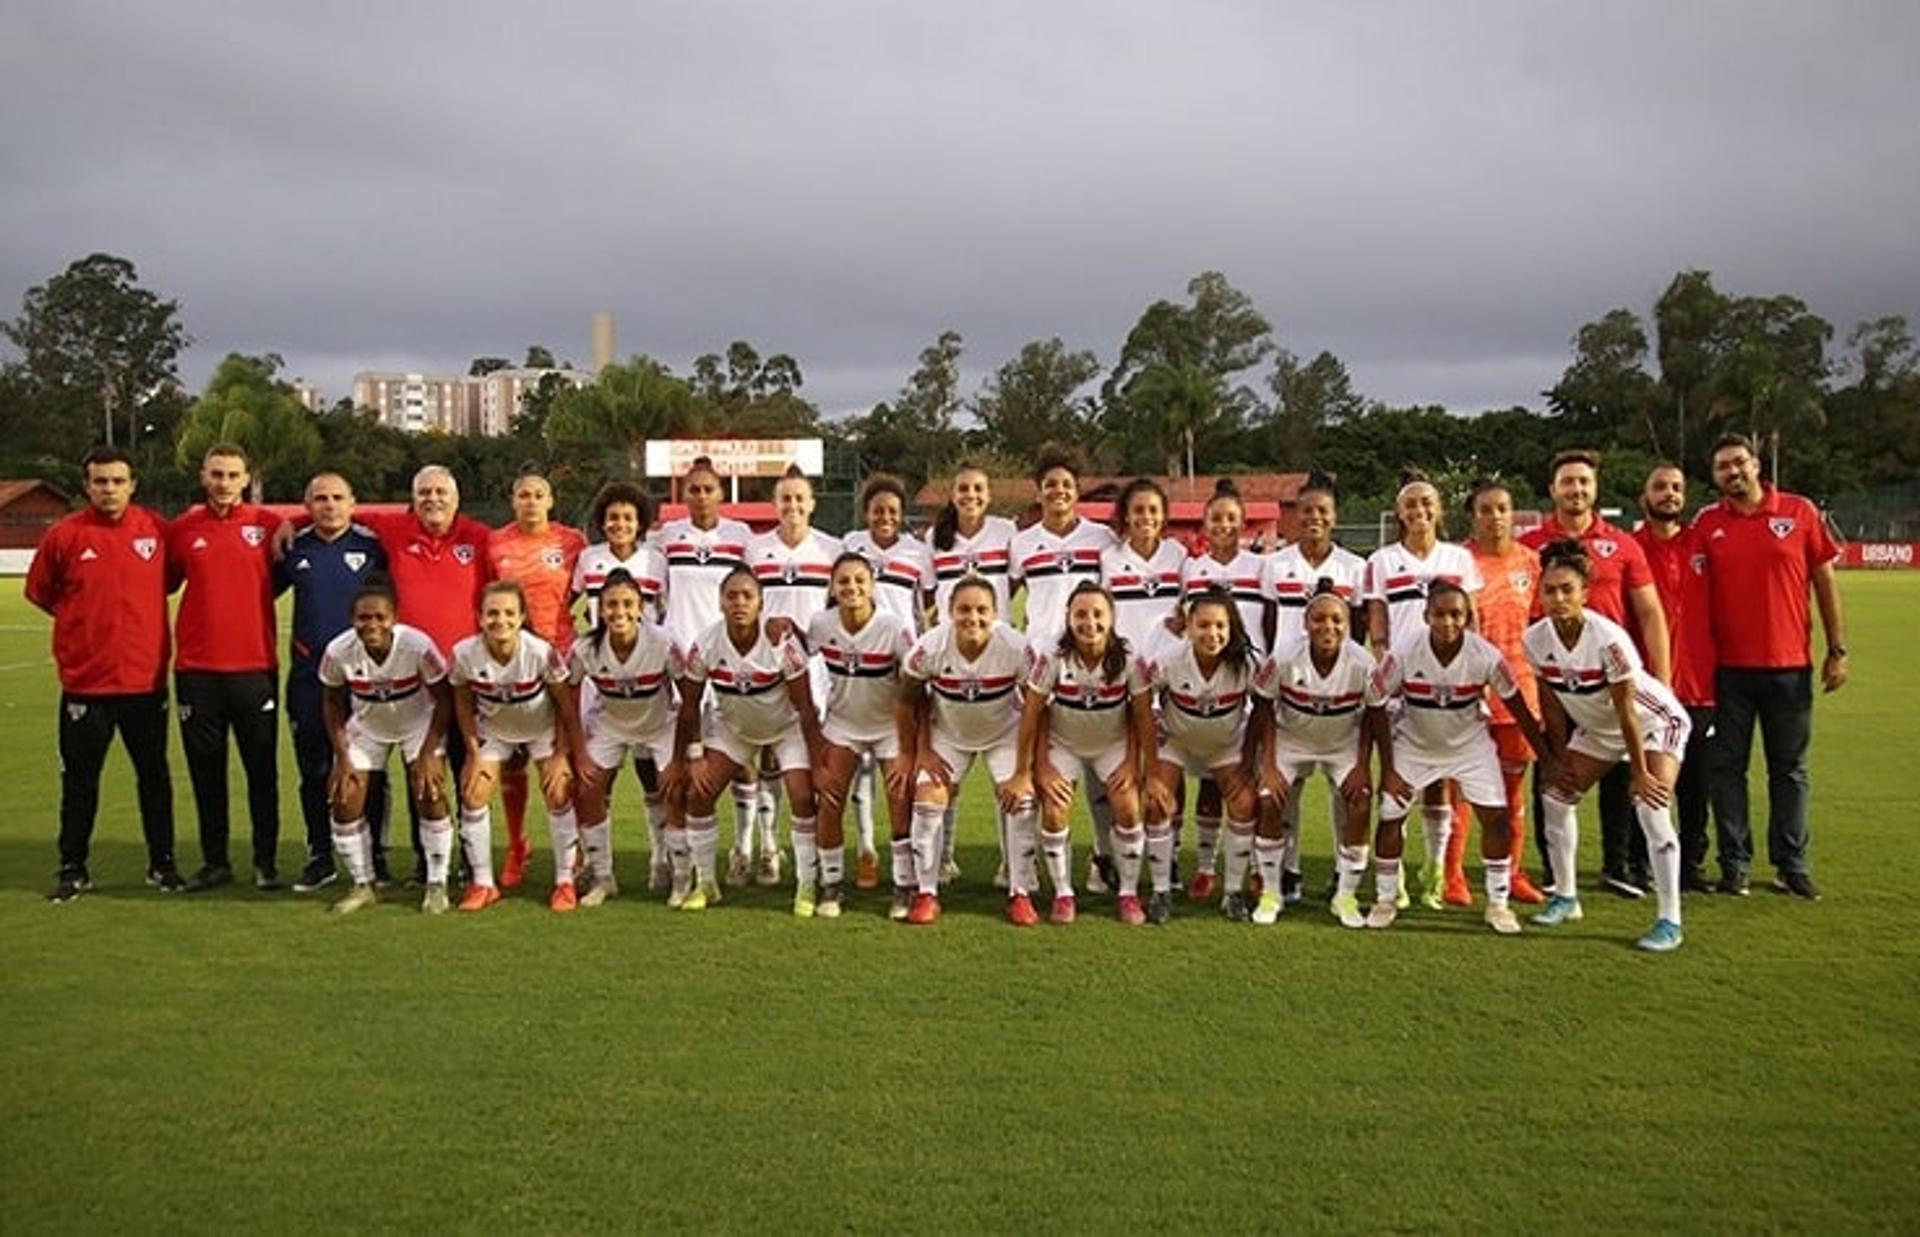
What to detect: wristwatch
<box><xmin>1827</xmin><ymin>645</ymin><xmax>1848</xmax><ymax>659</ymax></box>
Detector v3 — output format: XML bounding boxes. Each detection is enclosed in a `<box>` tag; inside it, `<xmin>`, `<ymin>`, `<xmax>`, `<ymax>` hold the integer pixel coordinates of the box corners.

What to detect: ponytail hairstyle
<box><xmin>480</xmin><ymin>577</ymin><xmax>529</xmax><ymax>620</ymax></box>
<box><xmin>946</xmin><ymin>574</ymin><xmax>999</xmax><ymax>621</ymax></box>
<box><xmin>1465</xmin><ymin>475</ymin><xmax>1512</xmax><ymax>516</ymax></box>
<box><xmin>588</xmin><ymin>567</ymin><xmax>645</xmax><ymax>649</ymax></box>
<box><xmin>932</xmin><ymin>461</ymin><xmax>989</xmax><ymax>551</ymax></box>
<box><xmin>717</xmin><ymin>563</ymin><xmax>762</xmax><ymax>606</ymax></box>
<box><xmin>351</xmin><ymin>574</ymin><xmax>399</xmax><ymax>614</ymax></box>
<box><xmin>1299</xmin><ymin>468</ymin><xmax>1339</xmax><ymax>504</ymax></box>
<box><xmin>1424</xmin><ymin>578</ymin><xmax>1473</xmax><ymax>619</ymax></box>
<box><xmin>1053</xmin><ymin>580</ymin><xmax>1132</xmax><ymax>683</ymax></box>
<box><xmin>1303</xmin><ymin>576</ymin><xmax>1351</xmax><ymax>636</ymax></box>
<box><xmin>1187</xmin><ymin>585</ymin><xmax>1252</xmax><ymax>674</ymax></box>
<box><xmin>1537</xmin><ymin>536</ymin><xmax>1592</xmax><ymax>581</ymax></box>
<box><xmin>1206</xmin><ymin>475</ymin><xmax>1244</xmax><ymax>516</ymax></box>
<box><xmin>682</xmin><ymin>453</ymin><xmax>722</xmax><ymax>490</ymax></box>
<box><xmin>1110</xmin><ymin>475</ymin><xmax>1169</xmax><ymax>539</ymax></box>
<box><xmin>829</xmin><ymin>550</ymin><xmax>877</xmax><ymax>617</ymax></box>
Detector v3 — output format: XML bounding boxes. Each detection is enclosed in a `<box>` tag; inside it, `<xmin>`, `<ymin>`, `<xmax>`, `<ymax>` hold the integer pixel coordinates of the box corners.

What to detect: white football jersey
<box><xmin>684</xmin><ymin>621</ymin><xmax>811</xmax><ymax>747</ymax></box>
<box><xmin>656</xmin><ymin>516</ymin><xmax>754</xmax><ymax>648</ymax></box>
<box><xmin>1180</xmin><ymin>548</ymin><xmax>1270</xmax><ymax>653</ymax></box>
<box><xmin>1152</xmin><ymin>640</ymin><xmax>1256</xmax><ymax>757</ymax></box>
<box><xmin>567</xmin><ymin>622</ymin><xmax>681</xmax><ymax>741</ymax></box>
<box><xmin>925</xmin><ymin>515</ymin><xmax>1018</xmax><ymax>620</ymax></box>
<box><xmin>449</xmin><ymin>630</ymin><xmax>569</xmax><ymax>744</ymax></box>
<box><xmin>1372</xmin><ymin>629</ymin><xmax>1515</xmax><ymax>757</ymax></box>
<box><xmin>1102</xmin><ymin>539</ymin><xmax>1188</xmax><ymax>664</ymax></box>
<box><xmin>573</xmin><ymin>541</ymin><xmax>668</xmax><ymax>628</ymax></box>
<box><xmin>1255</xmin><ymin>636</ymin><xmax>1379</xmax><ymax>759</ymax></box>
<box><xmin>843</xmin><ymin>529</ymin><xmax>935</xmax><ymax>632</ymax></box>
<box><xmin>318</xmin><ymin>624</ymin><xmax>448</xmax><ymax>743</ymax></box>
<box><xmin>902</xmin><ymin>621</ymin><xmax>1027</xmax><ymax>752</ymax></box>
<box><xmin>1524</xmin><ymin>611</ymin><xmax>1684</xmax><ymax>746</ymax></box>
<box><xmin>1363</xmin><ymin>540</ymin><xmax>1484</xmax><ymax>649</ymax></box>
<box><xmin>1009</xmin><ymin>517</ymin><xmax>1116</xmax><ymax>647</ymax></box>
<box><xmin>748</xmin><ymin>528</ymin><xmax>842</xmax><ymax>628</ymax></box>
<box><xmin>807</xmin><ymin>606</ymin><xmax>915</xmax><ymax>744</ymax></box>
<box><xmin>1263</xmin><ymin>542</ymin><xmax>1366</xmax><ymax>648</ymax></box>
<box><xmin>1027</xmin><ymin>646</ymin><xmax>1147</xmax><ymax>760</ymax></box>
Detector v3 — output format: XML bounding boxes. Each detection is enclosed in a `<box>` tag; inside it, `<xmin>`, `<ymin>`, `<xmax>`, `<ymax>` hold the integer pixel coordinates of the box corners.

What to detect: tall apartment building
<box><xmin>350</xmin><ymin>368</ymin><xmax>590</xmax><ymax>435</ymax></box>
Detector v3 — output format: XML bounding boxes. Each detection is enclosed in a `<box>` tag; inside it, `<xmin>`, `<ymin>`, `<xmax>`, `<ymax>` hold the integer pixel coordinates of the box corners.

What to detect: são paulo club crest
<box><xmin>542</xmin><ymin>549</ymin><xmax>565</xmax><ymax>569</ymax></box>
<box><xmin>783</xmin><ymin>561</ymin><xmax>799</xmax><ymax>584</ymax></box>
<box><xmin>132</xmin><ymin>537</ymin><xmax>157</xmax><ymax>560</ymax></box>
<box><xmin>241</xmin><ymin>525</ymin><xmax>265</xmax><ymax>547</ymax></box>
<box><xmin>453</xmin><ymin>543</ymin><xmax>475</xmax><ymax>565</ymax></box>
<box><xmin>1592</xmin><ymin>539</ymin><xmax>1618</xmax><ymax>559</ymax></box>
<box><xmin>344</xmin><ymin>552</ymin><xmax>367</xmax><ymax>572</ymax></box>
<box><xmin>694</xmin><ymin>543</ymin><xmax>712</xmax><ymax>563</ymax></box>
<box><xmin>962</xmin><ymin>677</ymin><xmax>982</xmax><ymax>701</ymax></box>
<box><xmin>1509</xmin><ymin>571</ymin><xmax>1533</xmax><ymax>594</ymax></box>
<box><xmin>1433</xmin><ymin>683</ymin><xmax>1453</xmax><ymax>706</ymax></box>
<box><xmin>963</xmin><ymin>551</ymin><xmax>979</xmax><ymax>574</ymax></box>
<box><xmin>1144</xmin><ymin>574</ymin><xmax>1164</xmax><ymax>596</ymax></box>
<box><xmin>1770</xmin><ymin>517</ymin><xmax>1796</xmax><ymax>539</ymax></box>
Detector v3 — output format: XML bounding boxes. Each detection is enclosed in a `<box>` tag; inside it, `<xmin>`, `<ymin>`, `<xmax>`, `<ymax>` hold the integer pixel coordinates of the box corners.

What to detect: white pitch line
<box><xmin>0</xmin><ymin>659</ymin><xmax>50</xmax><ymax>673</ymax></box>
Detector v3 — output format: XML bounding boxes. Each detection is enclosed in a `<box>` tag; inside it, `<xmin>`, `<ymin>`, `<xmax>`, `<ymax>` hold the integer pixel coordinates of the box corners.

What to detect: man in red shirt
<box><xmin>168</xmin><ymin>444</ymin><xmax>288</xmax><ymax>892</ymax></box>
<box><xmin>1633</xmin><ymin>464</ymin><xmax>1719</xmax><ymax>892</ymax></box>
<box><xmin>26</xmin><ymin>445</ymin><xmax>180</xmax><ymax>901</ymax></box>
<box><xmin>1693</xmin><ymin>434</ymin><xmax>1846</xmax><ymax>900</ymax></box>
<box><xmin>357</xmin><ymin>464</ymin><xmax>492</xmax><ymax>885</ymax></box>
<box><xmin>1519</xmin><ymin>449</ymin><xmax>1671</xmax><ymax>899</ymax></box>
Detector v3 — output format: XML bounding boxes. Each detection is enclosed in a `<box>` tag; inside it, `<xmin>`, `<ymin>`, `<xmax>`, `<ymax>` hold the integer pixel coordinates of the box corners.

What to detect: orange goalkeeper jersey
<box><xmin>488</xmin><ymin>522</ymin><xmax>587</xmax><ymax>651</ymax></box>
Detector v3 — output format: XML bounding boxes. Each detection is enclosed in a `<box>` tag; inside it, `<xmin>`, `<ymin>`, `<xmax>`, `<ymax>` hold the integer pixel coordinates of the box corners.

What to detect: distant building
<box><xmin>477</xmin><ymin>367</ymin><xmax>591</xmax><ymax>437</ymax></box>
<box><xmin>0</xmin><ymin>479</ymin><xmax>73</xmax><ymax>559</ymax></box>
<box><xmin>351</xmin><ymin>367</ymin><xmax>590</xmax><ymax>435</ymax></box>
<box><xmin>290</xmin><ymin>379</ymin><xmax>324</xmax><ymax>412</ymax></box>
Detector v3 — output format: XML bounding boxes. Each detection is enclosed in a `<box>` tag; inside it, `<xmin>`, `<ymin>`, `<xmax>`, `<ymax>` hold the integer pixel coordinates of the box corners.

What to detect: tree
<box><xmin>1546</xmin><ymin>309</ymin><xmax>1661</xmax><ymax>449</ymax></box>
<box><xmin>546</xmin><ymin>355</ymin><xmax>695</xmax><ymax>476</ymax></box>
<box><xmin>1265</xmin><ymin>348</ymin><xmax>1364</xmax><ymax>468</ymax></box>
<box><xmin>841</xmin><ymin>330</ymin><xmax>969</xmax><ymax>485</ymax></box>
<box><xmin>468</xmin><ymin>356</ymin><xmax>512</xmax><ymax>377</ymax></box>
<box><xmin>1653</xmin><ymin>270</ymin><xmax>1729</xmax><ymax>468</ymax></box>
<box><xmin>971</xmin><ymin>337</ymin><xmax>1101</xmax><ymax>459</ymax></box>
<box><xmin>524</xmin><ymin>344</ymin><xmax>557</xmax><ymax>370</ymax></box>
<box><xmin>1705</xmin><ymin>294</ymin><xmax>1832</xmax><ymax>452</ymax></box>
<box><xmin>1125</xmin><ymin>361</ymin><xmax>1227</xmax><ymax>486</ymax></box>
<box><xmin>173</xmin><ymin>353</ymin><xmax>323</xmax><ymax>500</ymax></box>
<box><xmin>689</xmin><ymin>341</ymin><xmax>818</xmax><ymax>430</ymax></box>
<box><xmin>0</xmin><ymin>252</ymin><xmax>190</xmax><ymax>454</ymax></box>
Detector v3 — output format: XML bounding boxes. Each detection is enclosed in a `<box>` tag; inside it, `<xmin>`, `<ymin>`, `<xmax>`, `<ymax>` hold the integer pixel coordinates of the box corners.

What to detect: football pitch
<box><xmin>1</xmin><ymin>576</ymin><xmax>1916</xmax><ymax>1233</ymax></box>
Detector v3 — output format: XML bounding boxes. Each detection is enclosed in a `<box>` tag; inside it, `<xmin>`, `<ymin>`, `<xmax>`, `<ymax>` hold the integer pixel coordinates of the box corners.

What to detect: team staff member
<box><xmin>279</xmin><ymin>472</ymin><xmax>388</xmax><ymax>893</ymax></box>
<box><xmin>1633</xmin><ymin>464</ymin><xmax>1719</xmax><ymax>892</ymax></box>
<box><xmin>1694</xmin><ymin>433</ymin><xmax>1845</xmax><ymax>900</ymax></box>
<box><xmin>168</xmin><ymin>443</ymin><xmax>287</xmax><ymax>891</ymax></box>
<box><xmin>28</xmin><ymin>445</ymin><xmax>180</xmax><ymax>901</ymax></box>
<box><xmin>1519</xmin><ymin>449</ymin><xmax>1670</xmax><ymax>899</ymax></box>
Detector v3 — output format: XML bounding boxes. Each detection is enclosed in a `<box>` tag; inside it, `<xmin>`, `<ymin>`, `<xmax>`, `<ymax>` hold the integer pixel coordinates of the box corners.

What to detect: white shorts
<box><xmin>1277</xmin><ymin>750</ymin><xmax>1359</xmax><ymax>789</ymax></box>
<box><xmin>584</xmin><ymin>722</ymin><xmax>676</xmax><ymax>775</ymax></box>
<box><xmin>1568</xmin><ymin>707</ymin><xmax>1692</xmax><ymax>765</ymax></box>
<box><xmin>1156</xmin><ymin>734</ymin><xmax>1242</xmax><ymax>778</ymax></box>
<box><xmin>822</xmin><ymin>717</ymin><xmax>901</xmax><ymax>762</ymax></box>
<box><xmin>343</xmin><ymin>718</ymin><xmax>440</xmax><ymax>772</ymax></box>
<box><xmin>475</xmin><ymin>728</ymin><xmax>558</xmax><ymax>764</ymax></box>
<box><xmin>1380</xmin><ymin>735</ymin><xmax>1505</xmax><ymax>817</ymax></box>
<box><xmin>921</xmin><ymin>733</ymin><xmax>1019</xmax><ymax>788</ymax></box>
<box><xmin>708</xmin><ymin>724</ymin><xmax>811</xmax><ymax>775</ymax></box>
<box><xmin>1053</xmin><ymin>743</ymin><xmax>1128</xmax><ymax>788</ymax></box>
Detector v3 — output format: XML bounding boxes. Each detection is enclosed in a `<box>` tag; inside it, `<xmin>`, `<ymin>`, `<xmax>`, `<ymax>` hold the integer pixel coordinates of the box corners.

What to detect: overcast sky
<box><xmin>3</xmin><ymin>1</ymin><xmax>1916</xmax><ymax>419</ymax></box>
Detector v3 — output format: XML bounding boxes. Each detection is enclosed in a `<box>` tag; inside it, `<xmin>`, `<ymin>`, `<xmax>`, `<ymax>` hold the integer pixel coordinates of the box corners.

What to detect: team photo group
<box><xmin>27</xmin><ymin>431</ymin><xmax>1847</xmax><ymax>954</ymax></box>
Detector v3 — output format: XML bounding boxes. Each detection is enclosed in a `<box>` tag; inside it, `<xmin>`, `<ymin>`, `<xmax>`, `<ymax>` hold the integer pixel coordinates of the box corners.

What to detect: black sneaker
<box><xmin>1716</xmin><ymin>868</ymin><xmax>1750</xmax><ymax>897</ymax></box>
<box><xmin>146</xmin><ymin>865</ymin><xmax>186</xmax><ymax>893</ymax></box>
<box><xmin>182</xmin><ymin>865</ymin><xmax>234</xmax><ymax>893</ymax></box>
<box><xmin>371</xmin><ymin>856</ymin><xmax>394</xmax><ymax>890</ymax></box>
<box><xmin>1772</xmin><ymin>871</ymin><xmax>1822</xmax><ymax>901</ymax></box>
<box><xmin>48</xmin><ymin>869</ymin><xmax>92</xmax><ymax>903</ymax></box>
<box><xmin>1280</xmin><ymin>869</ymin><xmax>1304</xmax><ymax>907</ymax></box>
<box><xmin>1680</xmin><ymin>866</ymin><xmax>1715</xmax><ymax>894</ymax></box>
<box><xmin>1145</xmin><ymin>890</ymin><xmax>1173</xmax><ymax>925</ymax></box>
<box><xmin>1601</xmin><ymin>867</ymin><xmax>1646</xmax><ymax>899</ymax></box>
<box><xmin>292</xmin><ymin>858</ymin><xmax>337</xmax><ymax>893</ymax></box>
<box><xmin>1221</xmin><ymin>891</ymin><xmax>1253</xmax><ymax>923</ymax></box>
<box><xmin>253</xmin><ymin>865</ymin><xmax>283</xmax><ymax>892</ymax></box>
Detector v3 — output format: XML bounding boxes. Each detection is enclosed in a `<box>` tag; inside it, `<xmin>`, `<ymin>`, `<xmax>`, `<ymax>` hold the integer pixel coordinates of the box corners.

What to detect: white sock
<box><xmin>791</xmin><ymin>815</ymin><xmax>818</xmax><ymax>894</ymax></box>
<box><xmin>688</xmin><ymin>815</ymin><xmax>719</xmax><ymax>884</ymax></box>
<box><xmin>1145</xmin><ymin>823</ymin><xmax>1175</xmax><ymax>894</ymax></box>
<box><xmin>758</xmin><ymin>777</ymin><xmax>783</xmax><ymax>853</ymax></box>
<box><xmin>890</xmin><ymin>837</ymin><xmax>914</xmax><ymax>889</ymax></box>
<box><xmin>459</xmin><ymin>806</ymin><xmax>494</xmax><ymax>887</ymax></box>
<box><xmin>853</xmin><ymin>756</ymin><xmax>876</xmax><ymax>855</ymax></box>
<box><xmin>1543</xmin><ymin>796</ymin><xmax>1580</xmax><ymax>900</ymax></box>
<box><xmin>911</xmin><ymin>802</ymin><xmax>945</xmax><ymax>895</ymax></box>
<box><xmin>547</xmin><ymin>805</ymin><xmax>579</xmax><ymax>887</ymax></box>
<box><xmin>1636</xmin><ymin>799</ymin><xmax>1682</xmax><ymax>925</ymax></box>
<box><xmin>1194</xmin><ymin>814</ymin><xmax>1221</xmax><ymax>876</ymax></box>
<box><xmin>1421</xmin><ymin>803</ymin><xmax>1452</xmax><ymax>870</ymax></box>
<box><xmin>1484</xmin><ymin>856</ymin><xmax>1512</xmax><ymax>910</ymax></box>
<box><xmin>1005</xmin><ymin>804</ymin><xmax>1038</xmax><ymax>896</ymax></box>
<box><xmin>1223</xmin><ymin>820</ymin><xmax>1255</xmax><ymax>895</ymax></box>
<box><xmin>1113</xmin><ymin>825</ymin><xmax>1145</xmax><ymax>895</ymax></box>
<box><xmin>1254</xmin><ymin>836</ymin><xmax>1284</xmax><ymax>897</ymax></box>
<box><xmin>1375</xmin><ymin>854</ymin><xmax>1402</xmax><ymax>905</ymax></box>
<box><xmin>422</xmin><ymin>816</ymin><xmax>453</xmax><ymax>885</ymax></box>
<box><xmin>941</xmin><ymin>803</ymin><xmax>958</xmax><ymax>863</ymax></box>
<box><xmin>819</xmin><ymin>840</ymin><xmax>845</xmax><ymax>888</ymax></box>
<box><xmin>333</xmin><ymin>820</ymin><xmax>373</xmax><ymax>884</ymax></box>
<box><xmin>1336</xmin><ymin>842</ymin><xmax>1370</xmax><ymax>899</ymax></box>
<box><xmin>1041</xmin><ymin>828</ymin><xmax>1074</xmax><ymax>896</ymax></box>
<box><xmin>666</xmin><ymin>827</ymin><xmax>692</xmax><ymax>880</ymax></box>
<box><xmin>643</xmin><ymin>793</ymin><xmax>667</xmax><ymax>868</ymax></box>
<box><xmin>581</xmin><ymin>821</ymin><xmax>613</xmax><ymax>880</ymax></box>
<box><xmin>731</xmin><ymin>782</ymin><xmax>760</xmax><ymax>859</ymax></box>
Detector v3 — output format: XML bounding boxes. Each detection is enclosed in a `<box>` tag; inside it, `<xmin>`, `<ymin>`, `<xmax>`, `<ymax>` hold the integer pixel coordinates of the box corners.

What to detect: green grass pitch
<box><xmin>1</xmin><ymin>575</ymin><xmax>1916</xmax><ymax>1232</ymax></box>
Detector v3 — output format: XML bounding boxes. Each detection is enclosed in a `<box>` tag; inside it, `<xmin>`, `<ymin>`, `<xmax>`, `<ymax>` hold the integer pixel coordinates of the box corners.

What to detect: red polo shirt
<box><xmin>1691</xmin><ymin>487</ymin><xmax>1838</xmax><ymax>670</ymax></box>
<box><xmin>167</xmin><ymin>503</ymin><xmax>284</xmax><ymax>673</ymax></box>
<box><xmin>1633</xmin><ymin>522</ymin><xmax>1715</xmax><ymax>707</ymax></box>
<box><xmin>1519</xmin><ymin>512</ymin><xmax>1652</xmax><ymax>629</ymax></box>
<box><xmin>26</xmin><ymin>505</ymin><xmax>172</xmax><ymax>695</ymax></box>
<box><xmin>365</xmin><ymin>511</ymin><xmax>494</xmax><ymax>656</ymax></box>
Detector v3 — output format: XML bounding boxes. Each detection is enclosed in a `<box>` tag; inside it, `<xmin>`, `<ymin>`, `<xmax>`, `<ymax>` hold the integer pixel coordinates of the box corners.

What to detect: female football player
<box><xmin>574</xmin><ymin>480</ymin><xmax>667</xmax><ymax>628</ymax></box>
<box><xmin>926</xmin><ymin>462</ymin><xmax>1017</xmax><ymax>619</ymax></box>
